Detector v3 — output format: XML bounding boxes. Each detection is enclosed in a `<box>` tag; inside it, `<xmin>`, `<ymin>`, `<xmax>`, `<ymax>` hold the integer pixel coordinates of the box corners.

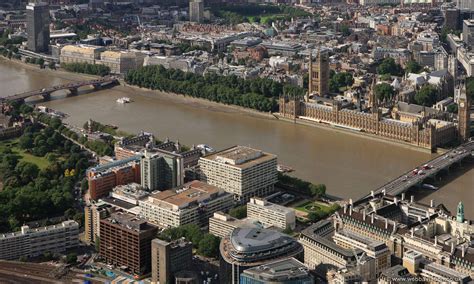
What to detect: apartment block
<box><xmin>84</xmin><ymin>201</ymin><xmax>112</xmax><ymax>244</ymax></box>
<box><xmin>0</xmin><ymin>220</ymin><xmax>79</xmax><ymax>260</ymax></box>
<box><xmin>139</xmin><ymin>180</ymin><xmax>233</xmax><ymax>228</ymax></box>
<box><xmin>199</xmin><ymin>146</ymin><xmax>278</xmax><ymax>202</ymax></box>
<box><xmin>97</xmin><ymin>50</ymin><xmax>145</xmax><ymax>75</ymax></box>
<box><xmin>151</xmin><ymin>238</ymin><xmax>193</xmax><ymax>284</ymax></box>
<box><xmin>247</xmin><ymin>197</ymin><xmax>296</xmax><ymax>230</ymax></box>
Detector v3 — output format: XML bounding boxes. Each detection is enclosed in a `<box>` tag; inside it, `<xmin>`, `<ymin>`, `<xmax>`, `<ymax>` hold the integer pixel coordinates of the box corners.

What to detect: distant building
<box><xmin>457</xmin><ymin>0</ymin><xmax>474</xmax><ymax>11</ymax></box>
<box><xmin>141</xmin><ymin>149</ymin><xmax>184</xmax><ymax>191</ymax></box>
<box><xmin>189</xmin><ymin>0</ymin><xmax>204</xmax><ymax>23</ymax></box>
<box><xmin>219</xmin><ymin>227</ymin><xmax>303</xmax><ymax>283</ymax></box>
<box><xmin>151</xmin><ymin>238</ymin><xmax>193</xmax><ymax>284</ymax></box>
<box><xmin>139</xmin><ymin>180</ymin><xmax>233</xmax><ymax>228</ymax></box>
<box><xmin>247</xmin><ymin>197</ymin><xmax>296</xmax><ymax>230</ymax></box>
<box><xmin>199</xmin><ymin>146</ymin><xmax>278</xmax><ymax>202</ymax></box>
<box><xmin>87</xmin><ymin>155</ymin><xmax>141</xmax><ymax>200</ymax></box>
<box><xmin>240</xmin><ymin>258</ymin><xmax>314</xmax><ymax>284</ymax></box>
<box><xmin>26</xmin><ymin>1</ymin><xmax>50</xmax><ymax>53</ymax></box>
<box><xmin>308</xmin><ymin>49</ymin><xmax>330</xmax><ymax>97</ymax></box>
<box><xmin>99</xmin><ymin>212</ymin><xmax>157</xmax><ymax>276</ymax></box>
<box><xmin>0</xmin><ymin>220</ymin><xmax>79</xmax><ymax>260</ymax></box>
<box><xmin>463</xmin><ymin>20</ymin><xmax>474</xmax><ymax>49</ymax></box>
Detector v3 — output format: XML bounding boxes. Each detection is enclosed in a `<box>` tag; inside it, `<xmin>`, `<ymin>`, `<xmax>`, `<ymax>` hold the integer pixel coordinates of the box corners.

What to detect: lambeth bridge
<box><xmin>1</xmin><ymin>77</ymin><xmax>118</xmax><ymax>103</ymax></box>
<box><xmin>358</xmin><ymin>140</ymin><xmax>474</xmax><ymax>202</ymax></box>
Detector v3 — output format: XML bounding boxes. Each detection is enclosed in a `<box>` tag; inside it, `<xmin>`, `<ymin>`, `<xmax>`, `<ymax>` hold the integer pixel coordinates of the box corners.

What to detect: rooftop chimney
<box><xmin>371</xmin><ymin>214</ymin><xmax>374</xmax><ymax>224</ymax></box>
<box><xmin>343</xmin><ymin>205</ymin><xmax>347</xmax><ymax>214</ymax></box>
<box><xmin>363</xmin><ymin>210</ymin><xmax>366</xmax><ymax>221</ymax></box>
<box><xmin>410</xmin><ymin>195</ymin><xmax>414</xmax><ymax>203</ymax></box>
<box><xmin>411</xmin><ymin>228</ymin><xmax>414</xmax><ymax>237</ymax></box>
<box><xmin>401</xmin><ymin>193</ymin><xmax>405</xmax><ymax>200</ymax></box>
<box><xmin>349</xmin><ymin>205</ymin><xmax>353</xmax><ymax>216</ymax></box>
<box><xmin>451</xmin><ymin>242</ymin><xmax>455</xmax><ymax>254</ymax></box>
<box><xmin>394</xmin><ymin>197</ymin><xmax>398</xmax><ymax>205</ymax></box>
<box><xmin>462</xmin><ymin>246</ymin><xmax>466</xmax><ymax>257</ymax></box>
<box><xmin>371</xmin><ymin>191</ymin><xmax>375</xmax><ymax>198</ymax></box>
<box><xmin>434</xmin><ymin>235</ymin><xmax>438</xmax><ymax>246</ymax></box>
<box><xmin>349</xmin><ymin>198</ymin><xmax>353</xmax><ymax>206</ymax></box>
<box><xmin>430</xmin><ymin>200</ymin><xmax>434</xmax><ymax>207</ymax></box>
<box><xmin>385</xmin><ymin>218</ymin><xmax>388</xmax><ymax>229</ymax></box>
<box><xmin>382</xmin><ymin>189</ymin><xmax>386</xmax><ymax>196</ymax></box>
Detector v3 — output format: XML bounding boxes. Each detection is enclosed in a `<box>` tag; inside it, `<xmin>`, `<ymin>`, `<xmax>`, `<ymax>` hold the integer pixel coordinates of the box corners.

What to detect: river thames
<box><xmin>1</xmin><ymin>59</ymin><xmax>472</xmax><ymax>218</ymax></box>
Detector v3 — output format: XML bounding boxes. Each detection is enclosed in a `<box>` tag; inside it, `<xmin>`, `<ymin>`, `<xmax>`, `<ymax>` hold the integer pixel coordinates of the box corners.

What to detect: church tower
<box><xmin>457</xmin><ymin>201</ymin><xmax>465</xmax><ymax>223</ymax></box>
<box><xmin>308</xmin><ymin>48</ymin><xmax>330</xmax><ymax>97</ymax></box>
<box><xmin>457</xmin><ymin>81</ymin><xmax>471</xmax><ymax>142</ymax></box>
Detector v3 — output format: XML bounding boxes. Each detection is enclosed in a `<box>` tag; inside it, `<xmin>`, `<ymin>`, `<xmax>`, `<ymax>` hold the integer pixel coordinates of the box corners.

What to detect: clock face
<box><xmin>460</xmin><ymin>102</ymin><xmax>465</xmax><ymax>108</ymax></box>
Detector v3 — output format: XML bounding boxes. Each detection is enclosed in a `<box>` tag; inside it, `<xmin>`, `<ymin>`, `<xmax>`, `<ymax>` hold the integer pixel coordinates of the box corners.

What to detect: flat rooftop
<box><xmin>149</xmin><ymin>180</ymin><xmax>224</xmax><ymax>209</ymax></box>
<box><xmin>242</xmin><ymin>257</ymin><xmax>311</xmax><ymax>281</ymax></box>
<box><xmin>103</xmin><ymin>211</ymin><xmax>155</xmax><ymax>232</ymax></box>
<box><xmin>203</xmin><ymin>146</ymin><xmax>276</xmax><ymax>169</ymax></box>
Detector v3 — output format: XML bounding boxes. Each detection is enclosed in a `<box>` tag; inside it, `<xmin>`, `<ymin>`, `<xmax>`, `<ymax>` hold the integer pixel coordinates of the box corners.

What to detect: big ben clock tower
<box><xmin>457</xmin><ymin>81</ymin><xmax>471</xmax><ymax>142</ymax></box>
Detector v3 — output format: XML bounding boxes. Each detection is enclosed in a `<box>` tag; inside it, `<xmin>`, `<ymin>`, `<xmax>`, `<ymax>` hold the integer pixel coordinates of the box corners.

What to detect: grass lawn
<box><xmin>0</xmin><ymin>139</ymin><xmax>51</xmax><ymax>169</ymax></box>
<box><xmin>294</xmin><ymin>200</ymin><xmax>340</xmax><ymax>215</ymax></box>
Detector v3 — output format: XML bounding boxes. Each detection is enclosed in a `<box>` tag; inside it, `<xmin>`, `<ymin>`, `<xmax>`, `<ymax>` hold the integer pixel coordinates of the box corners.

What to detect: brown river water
<box><xmin>1</xmin><ymin>59</ymin><xmax>471</xmax><ymax>218</ymax></box>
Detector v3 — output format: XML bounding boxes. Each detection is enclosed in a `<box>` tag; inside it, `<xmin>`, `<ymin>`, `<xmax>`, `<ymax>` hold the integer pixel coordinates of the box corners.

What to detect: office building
<box><xmin>308</xmin><ymin>49</ymin><xmax>330</xmax><ymax>97</ymax></box>
<box><xmin>189</xmin><ymin>0</ymin><xmax>204</xmax><ymax>23</ymax></box>
<box><xmin>84</xmin><ymin>201</ymin><xmax>112</xmax><ymax>244</ymax></box>
<box><xmin>139</xmin><ymin>180</ymin><xmax>233</xmax><ymax>228</ymax></box>
<box><xmin>151</xmin><ymin>238</ymin><xmax>193</xmax><ymax>284</ymax></box>
<box><xmin>463</xmin><ymin>20</ymin><xmax>474</xmax><ymax>49</ymax></box>
<box><xmin>87</xmin><ymin>155</ymin><xmax>141</xmax><ymax>200</ymax></box>
<box><xmin>141</xmin><ymin>149</ymin><xmax>184</xmax><ymax>191</ymax></box>
<box><xmin>0</xmin><ymin>220</ymin><xmax>79</xmax><ymax>260</ymax></box>
<box><xmin>60</xmin><ymin>44</ymin><xmax>105</xmax><ymax>65</ymax></box>
<box><xmin>99</xmin><ymin>212</ymin><xmax>157</xmax><ymax>276</ymax></box>
<box><xmin>240</xmin><ymin>258</ymin><xmax>314</xmax><ymax>284</ymax></box>
<box><xmin>209</xmin><ymin>212</ymin><xmax>261</xmax><ymax>239</ymax></box>
<box><xmin>26</xmin><ymin>1</ymin><xmax>50</xmax><ymax>53</ymax></box>
<box><xmin>247</xmin><ymin>197</ymin><xmax>296</xmax><ymax>230</ymax></box>
<box><xmin>219</xmin><ymin>227</ymin><xmax>303</xmax><ymax>284</ymax></box>
<box><xmin>199</xmin><ymin>146</ymin><xmax>278</xmax><ymax>202</ymax></box>
<box><xmin>457</xmin><ymin>0</ymin><xmax>474</xmax><ymax>11</ymax></box>
<box><xmin>299</xmin><ymin>220</ymin><xmax>360</xmax><ymax>275</ymax></box>
<box><xmin>98</xmin><ymin>50</ymin><xmax>145</xmax><ymax>75</ymax></box>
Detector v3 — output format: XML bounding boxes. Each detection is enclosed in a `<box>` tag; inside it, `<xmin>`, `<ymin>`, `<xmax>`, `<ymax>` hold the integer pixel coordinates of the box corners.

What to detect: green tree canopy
<box><xmin>374</xmin><ymin>83</ymin><xmax>395</xmax><ymax>102</ymax></box>
<box><xmin>414</xmin><ymin>85</ymin><xmax>438</xmax><ymax>106</ymax></box>
<box><xmin>376</xmin><ymin>58</ymin><xmax>404</xmax><ymax>76</ymax></box>
<box><xmin>405</xmin><ymin>60</ymin><xmax>422</xmax><ymax>74</ymax></box>
<box><xmin>229</xmin><ymin>205</ymin><xmax>247</xmax><ymax>219</ymax></box>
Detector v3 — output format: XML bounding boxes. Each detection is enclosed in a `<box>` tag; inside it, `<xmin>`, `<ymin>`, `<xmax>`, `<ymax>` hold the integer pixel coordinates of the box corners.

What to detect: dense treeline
<box><xmin>211</xmin><ymin>4</ymin><xmax>311</xmax><ymax>25</ymax></box>
<box><xmin>62</xmin><ymin>62</ymin><xmax>110</xmax><ymax>76</ymax></box>
<box><xmin>36</xmin><ymin>114</ymin><xmax>114</xmax><ymax>156</ymax></box>
<box><xmin>125</xmin><ymin>65</ymin><xmax>305</xmax><ymax>112</ymax></box>
<box><xmin>277</xmin><ymin>173</ymin><xmax>326</xmax><ymax>198</ymax></box>
<box><xmin>0</xmin><ymin>104</ymin><xmax>91</xmax><ymax>233</ymax></box>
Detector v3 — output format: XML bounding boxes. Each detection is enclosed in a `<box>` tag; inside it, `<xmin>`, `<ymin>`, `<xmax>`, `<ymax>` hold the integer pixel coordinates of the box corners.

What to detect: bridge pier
<box><xmin>42</xmin><ymin>93</ymin><xmax>51</xmax><ymax>101</ymax></box>
<box><xmin>67</xmin><ymin>88</ymin><xmax>79</xmax><ymax>96</ymax></box>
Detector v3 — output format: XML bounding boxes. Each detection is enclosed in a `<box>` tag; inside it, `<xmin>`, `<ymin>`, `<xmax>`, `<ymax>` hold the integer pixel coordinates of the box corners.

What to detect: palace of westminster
<box><xmin>279</xmin><ymin>50</ymin><xmax>472</xmax><ymax>151</ymax></box>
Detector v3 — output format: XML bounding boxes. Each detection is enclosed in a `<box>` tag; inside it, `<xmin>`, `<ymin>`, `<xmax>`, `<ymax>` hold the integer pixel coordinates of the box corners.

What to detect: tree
<box><xmin>229</xmin><ymin>205</ymin><xmax>247</xmax><ymax>219</ymax></box>
<box><xmin>405</xmin><ymin>60</ymin><xmax>422</xmax><ymax>74</ymax></box>
<box><xmin>198</xmin><ymin>234</ymin><xmax>220</xmax><ymax>258</ymax></box>
<box><xmin>414</xmin><ymin>85</ymin><xmax>438</xmax><ymax>106</ymax></box>
<box><xmin>18</xmin><ymin>133</ymin><xmax>34</xmax><ymax>149</ymax></box>
<box><xmin>66</xmin><ymin>252</ymin><xmax>77</xmax><ymax>264</ymax></box>
<box><xmin>376</xmin><ymin>58</ymin><xmax>403</xmax><ymax>76</ymax></box>
<box><xmin>374</xmin><ymin>83</ymin><xmax>395</xmax><ymax>102</ymax></box>
<box><xmin>447</xmin><ymin>104</ymin><xmax>458</xmax><ymax>113</ymax></box>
